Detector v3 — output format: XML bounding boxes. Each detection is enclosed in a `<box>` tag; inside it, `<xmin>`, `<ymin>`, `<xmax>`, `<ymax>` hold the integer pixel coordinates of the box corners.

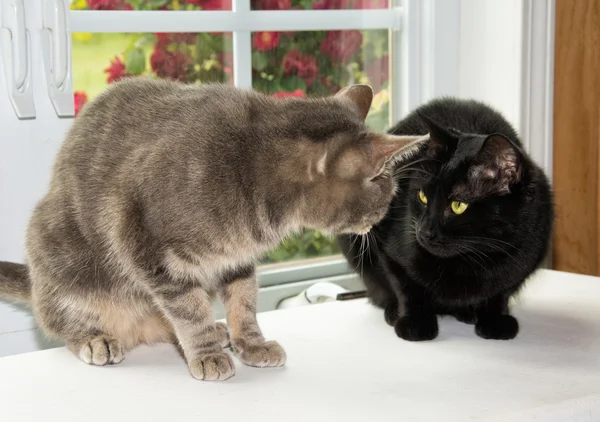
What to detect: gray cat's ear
<box><xmin>469</xmin><ymin>134</ymin><xmax>522</xmax><ymax>195</ymax></box>
<box><xmin>370</xmin><ymin>133</ymin><xmax>429</xmax><ymax>175</ymax></box>
<box><xmin>335</xmin><ymin>85</ymin><xmax>374</xmax><ymax>120</ymax></box>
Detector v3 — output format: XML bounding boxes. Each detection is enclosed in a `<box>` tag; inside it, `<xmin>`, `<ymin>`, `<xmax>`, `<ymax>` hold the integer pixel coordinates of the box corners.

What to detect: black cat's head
<box><xmin>410</xmin><ymin>112</ymin><xmax>524</xmax><ymax>258</ymax></box>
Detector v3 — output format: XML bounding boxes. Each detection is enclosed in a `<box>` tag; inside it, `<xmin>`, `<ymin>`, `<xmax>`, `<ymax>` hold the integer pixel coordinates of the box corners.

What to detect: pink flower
<box><xmin>320</xmin><ymin>30</ymin><xmax>363</xmax><ymax>64</ymax></box>
<box><xmin>313</xmin><ymin>0</ymin><xmax>355</xmax><ymax>9</ymax></box>
<box><xmin>355</xmin><ymin>0</ymin><xmax>388</xmax><ymax>8</ymax></box>
<box><xmin>252</xmin><ymin>32</ymin><xmax>280</xmax><ymax>51</ymax></box>
<box><xmin>254</xmin><ymin>0</ymin><xmax>291</xmax><ymax>9</ymax></box>
<box><xmin>150</xmin><ymin>49</ymin><xmax>189</xmax><ymax>81</ymax></box>
<box><xmin>273</xmin><ymin>89</ymin><xmax>306</xmax><ymax>98</ymax></box>
<box><xmin>155</xmin><ymin>33</ymin><xmax>196</xmax><ymax>50</ymax></box>
<box><xmin>365</xmin><ymin>53</ymin><xmax>389</xmax><ymax>92</ymax></box>
<box><xmin>87</xmin><ymin>0</ymin><xmax>132</xmax><ymax>10</ymax></box>
<box><xmin>182</xmin><ymin>0</ymin><xmax>231</xmax><ymax>9</ymax></box>
<box><xmin>73</xmin><ymin>91</ymin><xmax>88</xmax><ymax>116</ymax></box>
<box><xmin>104</xmin><ymin>56</ymin><xmax>130</xmax><ymax>84</ymax></box>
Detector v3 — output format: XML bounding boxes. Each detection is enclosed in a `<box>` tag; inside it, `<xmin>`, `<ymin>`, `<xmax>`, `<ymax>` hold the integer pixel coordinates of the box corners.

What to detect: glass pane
<box><xmin>252</xmin><ymin>29</ymin><xmax>389</xmax><ymax>130</ymax></box>
<box><xmin>251</xmin><ymin>0</ymin><xmax>388</xmax><ymax>10</ymax></box>
<box><xmin>70</xmin><ymin>0</ymin><xmax>232</xmax><ymax>11</ymax></box>
<box><xmin>72</xmin><ymin>32</ymin><xmax>233</xmax><ymax>113</ymax></box>
<box><xmin>253</xmin><ymin>29</ymin><xmax>390</xmax><ymax>264</ymax></box>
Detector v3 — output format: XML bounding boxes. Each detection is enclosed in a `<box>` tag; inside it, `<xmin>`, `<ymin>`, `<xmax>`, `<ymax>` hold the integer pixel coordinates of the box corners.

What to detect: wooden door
<box><xmin>553</xmin><ymin>0</ymin><xmax>600</xmax><ymax>275</ymax></box>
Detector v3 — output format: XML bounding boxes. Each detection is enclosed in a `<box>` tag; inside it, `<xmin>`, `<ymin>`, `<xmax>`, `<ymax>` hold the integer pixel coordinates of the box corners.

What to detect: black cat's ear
<box><xmin>416</xmin><ymin>111</ymin><xmax>459</xmax><ymax>158</ymax></box>
<box><xmin>336</xmin><ymin>85</ymin><xmax>374</xmax><ymax>121</ymax></box>
<box><xmin>469</xmin><ymin>134</ymin><xmax>522</xmax><ymax>195</ymax></box>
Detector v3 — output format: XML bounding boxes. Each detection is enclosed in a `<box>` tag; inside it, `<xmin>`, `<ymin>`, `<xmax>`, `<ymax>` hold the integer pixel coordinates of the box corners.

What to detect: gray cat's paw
<box><xmin>78</xmin><ymin>336</ymin><xmax>125</xmax><ymax>366</ymax></box>
<box><xmin>215</xmin><ymin>322</ymin><xmax>231</xmax><ymax>348</ymax></box>
<box><xmin>188</xmin><ymin>352</ymin><xmax>235</xmax><ymax>381</ymax></box>
<box><xmin>233</xmin><ymin>340</ymin><xmax>286</xmax><ymax>368</ymax></box>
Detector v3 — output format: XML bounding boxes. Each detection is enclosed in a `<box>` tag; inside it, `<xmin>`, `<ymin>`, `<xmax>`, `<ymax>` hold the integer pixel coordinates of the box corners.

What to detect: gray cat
<box><xmin>0</xmin><ymin>78</ymin><xmax>426</xmax><ymax>381</ymax></box>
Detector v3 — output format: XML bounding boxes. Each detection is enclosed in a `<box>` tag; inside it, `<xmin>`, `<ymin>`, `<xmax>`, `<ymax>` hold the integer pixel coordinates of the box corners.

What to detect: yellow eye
<box><xmin>451</xmin><ymin>201</ymin><xmax>469</xmax><ymax>215</ymax></box>
<box><xmin>418</xmin><ymin>190</ymin><xmax>428</xmax><ymax>205</ymax></box>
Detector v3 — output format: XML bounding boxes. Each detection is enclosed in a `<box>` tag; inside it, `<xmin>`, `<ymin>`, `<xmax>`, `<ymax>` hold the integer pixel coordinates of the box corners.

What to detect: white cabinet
<box><xmin>0</xmin><ymin>0</ymin><xmax>72</xmax><ymax>356</ymax></box>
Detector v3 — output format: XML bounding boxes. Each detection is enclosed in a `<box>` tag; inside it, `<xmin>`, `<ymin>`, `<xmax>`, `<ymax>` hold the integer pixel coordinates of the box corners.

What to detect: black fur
<box><xmin>339</xmin><ymin>98</ymin><xmax>554</xmax><ymax>341</ymax></box>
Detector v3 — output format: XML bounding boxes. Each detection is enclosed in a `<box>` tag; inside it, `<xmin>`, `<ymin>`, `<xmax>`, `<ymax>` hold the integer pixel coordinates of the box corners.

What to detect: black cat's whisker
<box><xmin>457</xmin><ymin>235</ymin><xmax>519</xmax><ymax>249</ymax></box>
<box><xmin>455</xmin><ymin>244</ymin><xmax>488</xmax><ymax>269</ymax></box>
<box><xmin>459</xmin><ymin>239</ymin><xmax>521</xmax><ymax>266</ymax></box>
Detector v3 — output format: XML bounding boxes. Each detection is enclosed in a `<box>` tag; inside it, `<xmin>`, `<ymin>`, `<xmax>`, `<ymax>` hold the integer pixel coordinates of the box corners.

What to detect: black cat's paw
<box><xmin>453</xmin><ymin>309</ymin><xmax>477</xmax><ymax>325</ymax></box>
<box><xmin>394</xmin><ymin>314</ymin><xmax>439</xmax><ymax>341</ymax></box>
<box><xmin>475</xmin><ymin>315</ymin><xmax>519</xmax><ymax>340</ymax></box>
<box><xmin>384</xmin><ymin>303</ymin><xmax>399</xmax><ymax>326</ymax></box>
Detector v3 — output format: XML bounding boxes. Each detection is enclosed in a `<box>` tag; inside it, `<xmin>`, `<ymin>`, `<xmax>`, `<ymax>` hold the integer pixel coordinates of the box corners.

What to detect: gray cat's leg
<box><xmin>215</xmin><ymin>321</ymin><xmax>231</xmax><ymax>348</ymax></box>
<box><xmin>35</xmin><ymin>297</ymin><xmax>127</xmax><ymax>366</ymax></box>
<box><xmin>148</xmin><ymin>275</ymin><xmax>235</xmax><ymax>381</ymax></box>
<box><xmin>67</xmin><ymin>333</ymin><xmax>125</xmax><ymax>365</ymax></box>
<box><xmin>219</xmin><ymin>269</ymin><xmax>286</xmax><ymax>368</ymax></box>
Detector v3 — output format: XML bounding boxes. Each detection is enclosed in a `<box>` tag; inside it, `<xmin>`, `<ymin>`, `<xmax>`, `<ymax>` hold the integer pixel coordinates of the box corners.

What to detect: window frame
<box><xmin>68</xmin><ymin>0</ymin><xmax>461</xmax><ymax>287</ymax></box>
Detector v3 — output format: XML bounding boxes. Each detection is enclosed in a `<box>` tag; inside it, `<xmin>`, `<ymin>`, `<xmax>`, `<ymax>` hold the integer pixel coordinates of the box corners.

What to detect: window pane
<box><xmin>252</xmin><ymin>29</ymin><xmax>390</xmax><ymax>130</ymax></box>
<box><xmin>251</xmin><ymin>0</ymin><xmax>388</xmax><ymax>10</ymax></box>
<box><xmin>70</xmin><ymin>0</ymin><xmax>232</xmax><ymax>11</ymax></box>
<box><xmin>72</xmin><ymin>32</ymin><xmax>233</xmax><ymax>112</ymax></box>
<box><xmin>253</xmin><ymin>28</ymin><xmax>390</xmax><ymax>264</ymax></box>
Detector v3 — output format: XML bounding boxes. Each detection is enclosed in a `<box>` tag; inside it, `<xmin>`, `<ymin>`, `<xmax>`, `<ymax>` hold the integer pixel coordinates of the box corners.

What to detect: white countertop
<box><xmin>1</xmin><ymin>269</ymin><xmax>599</xmax><ymax>422</ymax></box>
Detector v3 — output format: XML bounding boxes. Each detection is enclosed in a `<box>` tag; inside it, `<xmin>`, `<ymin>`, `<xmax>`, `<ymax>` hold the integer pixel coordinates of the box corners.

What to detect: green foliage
<box><xmin>264</xmin><ymin>230</ymin><xmax>340</xmax><ymax>264</ymax></box>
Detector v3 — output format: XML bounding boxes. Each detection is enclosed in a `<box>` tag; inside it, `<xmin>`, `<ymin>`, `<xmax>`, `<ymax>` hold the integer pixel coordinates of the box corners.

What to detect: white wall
<box><xmin>458</xmin><ymin>0</ymin><xmax>523</xmax><ymax>129</ymax></box>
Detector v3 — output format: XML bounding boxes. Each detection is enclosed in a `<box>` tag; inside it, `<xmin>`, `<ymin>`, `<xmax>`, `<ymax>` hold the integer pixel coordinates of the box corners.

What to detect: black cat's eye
<box><xmin>418</xmin><ymin>190</ymin><xmax>428</xmax><ymax>205</ymax></box>
<box><xmin>451</xmin><ymin>200</ymin><xmax>468</xmax><ymax>214</ymax></box>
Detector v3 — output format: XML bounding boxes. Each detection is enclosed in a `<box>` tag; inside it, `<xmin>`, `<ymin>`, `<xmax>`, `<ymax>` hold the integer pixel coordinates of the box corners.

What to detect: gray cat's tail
<box><xmin>0</xmin><ymin>261</ymin><xmax>31</xmax><ymax>304</ymax></box>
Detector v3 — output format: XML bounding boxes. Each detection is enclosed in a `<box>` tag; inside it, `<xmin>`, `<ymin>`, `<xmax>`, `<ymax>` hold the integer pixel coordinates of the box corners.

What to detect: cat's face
<box><xmin>298</xmin><ymin>85</ymin><xmax>427</xmax><ymax>235</ymax></box>
<box><xmin>409</xmin><ymin>114</ymin><xmax>523</xmax><ymax>258</ymax></box>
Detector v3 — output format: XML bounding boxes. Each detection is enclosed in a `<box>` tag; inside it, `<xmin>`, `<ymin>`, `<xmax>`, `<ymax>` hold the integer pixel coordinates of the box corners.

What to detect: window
<box><xmin>70</xmin><ymin>0</ymin><xmax>403</xmax><ymax>284</ymax></box>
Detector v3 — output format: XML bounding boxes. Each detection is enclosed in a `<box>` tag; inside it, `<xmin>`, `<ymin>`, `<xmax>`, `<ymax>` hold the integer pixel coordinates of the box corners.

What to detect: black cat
<box><xmin>339</xmin><ymin>98</ymin><xmax>553</xmax><ymax>341</ymax></box>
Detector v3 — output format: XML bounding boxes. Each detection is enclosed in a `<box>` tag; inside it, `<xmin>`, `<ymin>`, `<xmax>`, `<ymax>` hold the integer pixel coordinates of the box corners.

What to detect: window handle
<box><xmin>41</xmin><ymin>0</ymin><xmax>73</xmax><ymax>117</ymax></box>
<box><xmin>1</xmin><ymin>0</ymin><xmax>35</xmax><ymax>119</ymax></box>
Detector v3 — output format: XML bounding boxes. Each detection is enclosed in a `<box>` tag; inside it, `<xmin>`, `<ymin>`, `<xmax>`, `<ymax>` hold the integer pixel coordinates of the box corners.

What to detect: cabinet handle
<box><xmin>1</xmin><ymin>0</ymin><xmax>35</xmax><ymax>119</ymax></box>
<box><xmin>41</xmin><ymin>0</ymin><xmax>73</xmax><ymax>117</ymax></box>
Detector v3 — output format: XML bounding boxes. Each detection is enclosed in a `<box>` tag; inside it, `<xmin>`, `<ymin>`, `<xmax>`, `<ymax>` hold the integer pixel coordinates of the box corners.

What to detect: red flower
<box><xmin>320</xmin><ymin>30</ymin><xmax>363</xmax><ymax>64</ymax></box>
<box><xmin>365</xmin><ymin>53</ymin><xmax>389</xmax><ymax>92</ymax></box>
<box><xmin>255</xmin><ymin>0</ymin><xmax>291</xmax><ymax>9</ymax></box>
<box><xmin>283</xmin><ymin>51</ymin><xmax>318</xmax><ymax>86</ymax></box>
<box><xmin>87</xmin><ymin>0</ymin><xmax>132</xmax><ymax>10</ymax></box>
<box><xmin>182</xmin><ymin>0</ymin><xmax>231</xmax><ymax>9</ymax></box>
<box><xmin>155</xmin><ymin>33</ymin><xmax>196</xmax><ymax>50</ymax></box>
<box><xmin>73</xmin><ymin>91</ymin><xmax>88</xmax><ymax>117</ymax></box>
<box><xmin>252</xmin><ymin>32</ymin><xmax>280</xmax><ymax>51</ymax></box>
<box><xmin>104</xmin><ymin>56</ymin><xmax>130</xmax><ymax>84</ymax></box>
<box><xmin>273</xmin><ymin>89</ymin><xmax>305</xmax><ymax>98</ymax></box>
<box><xmin>283</xmin><ymin>50</ymin><xmax>303</xmax><ymax>75</ymax></box>
<box><xmin>298</xmin><ymin>56</ymin><xmax>318</xmax><ymax>87</ymax></box>
<box><xmin>150</xmin><ymin>49</ymin><xmax>189</xmax><ymax>81</ymax></box>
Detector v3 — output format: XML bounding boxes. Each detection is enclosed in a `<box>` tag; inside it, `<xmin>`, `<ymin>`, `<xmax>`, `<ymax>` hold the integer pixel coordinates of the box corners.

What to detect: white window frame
<box><xmin>66</xmin><ymin>0</ymin><xmax>465</xmax><ymax>288</ymax></box>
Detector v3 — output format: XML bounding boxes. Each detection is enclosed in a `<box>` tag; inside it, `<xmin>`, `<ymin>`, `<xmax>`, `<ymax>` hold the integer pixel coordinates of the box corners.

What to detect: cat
<box><xmin>0</xmin><ymin>78</ymin><xmax>427</xmax><ymax>380</ymax></box>
<box><xmin>339</xmin><ymin>97</ymin><xmax>553</xmax><ymax>341</ymax></box>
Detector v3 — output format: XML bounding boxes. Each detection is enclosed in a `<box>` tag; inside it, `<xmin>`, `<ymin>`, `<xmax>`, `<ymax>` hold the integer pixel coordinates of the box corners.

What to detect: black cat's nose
<box><xmin>419</xmin><ymin>228</ymin><xmax>436</xmax><ymax>241</ymax></box>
